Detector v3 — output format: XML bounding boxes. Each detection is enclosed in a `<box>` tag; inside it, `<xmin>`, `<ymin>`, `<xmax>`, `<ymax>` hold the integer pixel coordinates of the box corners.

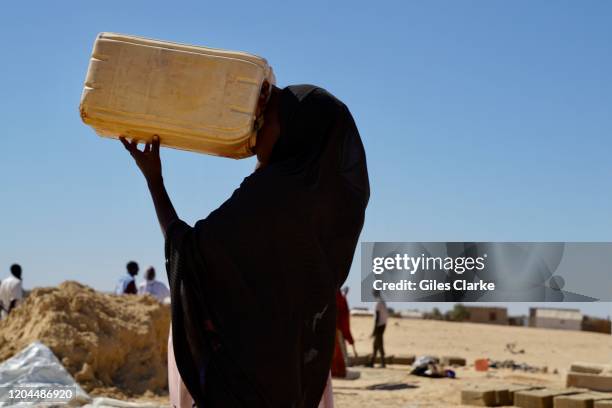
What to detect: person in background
<box><xmin>331</xmin><ymin>287</ymin><xmax>356</xmax><ymax>377</ymax></box>
<box><xmin>115</xmin><ymin>261</ymin><xmax>139</xmax><ymax>295</ymax></box>
<box><xmin>0</xmin><ymin>264</ymin><xmax>24</xmax><ymax>319</ymax></box>
<box><xmin>138</xmin><ymin>266</ymin><xmax>170</xmax><ymax>302</ymax></box>
<box><xmin>367</xmin><ymin>289</ymin><xmax>388</xmax><ymax>368</ymax></box>
<box><xmin>338</xmin><ymin>286</ymin><xmax>356</xmax><ymax>362</ymax></box>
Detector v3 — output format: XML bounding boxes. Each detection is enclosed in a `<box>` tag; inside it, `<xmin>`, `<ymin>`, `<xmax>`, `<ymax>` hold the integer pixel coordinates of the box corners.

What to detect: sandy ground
<box><xmin>333</xmin><ymin>316</ymin><xmax>611</xmax><ymax>407</ymax></box>
<box><xmin>116</xmin><ymin>317</ymin><xmax>612</xmax><ymax>408</ymax></box>
<box><xmin>333</xmin><ymin>365</ymin><xmax>556</xmax><ymax>408</ymax></box>
<box><xmin>350</xmin><ymin>316</ymin><xmax>611</xmax><ymax>372</ymax></box>
<box><xmin>5</xmin><ymin>283</ymin><xmax>609</xmax><ymax>406</ymax></box>
<box><xmin>130</xmin><ymin>315</ymin><xmax>610</xmax><ymax>407</ymax></box>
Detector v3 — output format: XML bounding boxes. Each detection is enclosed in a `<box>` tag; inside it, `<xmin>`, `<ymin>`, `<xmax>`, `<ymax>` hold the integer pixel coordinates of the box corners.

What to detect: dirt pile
<box><xmin>0</xmin><ymin>281</ymin><xmax>170</xmax><ymax>397</ymax></box>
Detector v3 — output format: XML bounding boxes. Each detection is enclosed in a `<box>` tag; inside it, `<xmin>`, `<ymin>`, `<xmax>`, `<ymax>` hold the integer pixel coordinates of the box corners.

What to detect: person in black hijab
<box><xmin>120</xmin><ymin>81</ymin><xmax>369</xmax><ymax>407</ymax></box>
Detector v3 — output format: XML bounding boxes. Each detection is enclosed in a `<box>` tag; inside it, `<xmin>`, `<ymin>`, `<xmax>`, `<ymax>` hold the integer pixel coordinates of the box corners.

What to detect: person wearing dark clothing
<box><xmin>121</xmin><ymin>82</ymin><xmax>369</xmax><ymax>407</ymax></box>
<box><xmin>367</xmin><ymin>290</ymin><xmax>388</xmax><ymax>368</ymax></box>
<box><xmin>115</xmin><ymin>261</ymin><xmax>139</xmax><ymax>295</ymax></box>
<box><xmin>371</xmin><ymin>325</ymin><xmax>386</xmax><ymax>367</ymax></box>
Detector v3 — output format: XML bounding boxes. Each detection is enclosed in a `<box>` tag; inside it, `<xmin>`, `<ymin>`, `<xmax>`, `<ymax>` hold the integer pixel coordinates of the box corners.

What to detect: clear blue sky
<box><xmin>1</xmin><ymin>1</ymin><xmax>611</xmax><ymax>318</ymax></box>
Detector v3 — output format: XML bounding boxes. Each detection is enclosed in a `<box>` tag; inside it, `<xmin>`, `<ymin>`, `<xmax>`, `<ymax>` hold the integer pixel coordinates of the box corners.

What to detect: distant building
<box><xmin>350</xmin><ymin>307</ymin><xmax>422</xmax><ymax>319</ymax></box>
<box><xmin>508</xmin><ymin>315</ymin><xmax>527</xmax><ymax>326</ymax></box>
<box><xmin>465</xmin><ymin>306</ymin><xmax>508</xmax><ymax>325</ymax></box>
<box><xmin>529</xmin><ymin>307</ymin><xmax>582</xmax><ymax>331</ymax></box>
<box><xmin>400</xmin><ymin>310</ymin><xmax>425</xmax><ymax>319</ymax></box>
<box><xmin>582</xmin><ymin>315</ymin><xmax>611</xmax><ymax>334</ymax></box>
<box><xmin>350</xmin><ymin>307</ymin><xmax>374</xmax><ymax>317</ymax></box>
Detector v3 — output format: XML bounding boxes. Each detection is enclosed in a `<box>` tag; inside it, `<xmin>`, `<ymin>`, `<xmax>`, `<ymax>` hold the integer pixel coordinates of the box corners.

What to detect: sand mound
<box><xmin>0</xmin><ymin>281</ymin><xmax>170</xmax><ymax>397</ymax></box>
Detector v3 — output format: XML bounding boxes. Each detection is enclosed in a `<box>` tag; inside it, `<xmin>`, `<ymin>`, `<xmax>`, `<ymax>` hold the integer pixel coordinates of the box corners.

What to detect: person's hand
<box><xmin>120</xmin><ymin>135</ymin><xmax>162</xmax><ymax>184</ymax></box>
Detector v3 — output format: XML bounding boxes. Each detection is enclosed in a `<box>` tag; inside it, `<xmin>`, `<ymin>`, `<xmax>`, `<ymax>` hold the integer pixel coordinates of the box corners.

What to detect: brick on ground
<box><xmin>506</xmin><ymin>385</ymin><xmax>545</xmax><ymax>405</ymax></box>
<box><xmin>570</xmin><ymin>363</ymin><xmax>608</xmax><ymax>375</ymax></box>
<box><xmin>567</xmin><ymin>373</ymin><xmax>612</xmax><ymax>393</ymax></box>
<box><xmin>348</xmin><ymin>355</ymin><xmax>370</xmax><ymax>366</ymax></box>
<box><xmin>392</xmin><ymin>355</ymin><xmax>415</xmax><ymax>365</ymax></box>
<box><xmin>348</xmin><ymin>354</ymin><xmax>415</xmax><ymax>366</ymax></box>
<box><xmin>461</xmin><ymin>387</ymin><xmax>499</xmax><ymax>407</ymax></box>
<box><xmin>554</xmin><ymin>392</ymin><xmax>612</xmax><ymax>408</ymax></box>
<box><xmin>380</xmin><ymin>354</ymin><xmax>395</xmax><ymax>364</ymax></box>
<box><xmin>494</xmin><ymin>389</ymin><xmax>511</xmax><ymax>406</ymax></box>
<box><xmin>461</xmin><ymin>384</ymin><xmax>544</xmax><ymax>406</ymax></box>
<box><xmin>515</xmin><ymin>389</ymin><xmax>581</xmax><ymax>408</ymax></box>
<box><xmin>441</xmin><ymin>355</ymin><xmax>467</xmax><ymax>366</ymax></box>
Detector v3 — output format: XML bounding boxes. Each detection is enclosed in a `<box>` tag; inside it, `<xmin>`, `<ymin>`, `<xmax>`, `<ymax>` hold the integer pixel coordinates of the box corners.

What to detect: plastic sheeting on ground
<box><xmin>0</xmin><ymin>341</ymin><xmax>169</xmax><ymax>407</ymax></box>
<box><xmin>0</xmin><ymin>341</ymin><xmax>90</xmax><ymax>406</ymax></box>
<box><xmin>83</xmin><ymin>398</ymin><xmax>167</xmax><ymax>408</ymax></box>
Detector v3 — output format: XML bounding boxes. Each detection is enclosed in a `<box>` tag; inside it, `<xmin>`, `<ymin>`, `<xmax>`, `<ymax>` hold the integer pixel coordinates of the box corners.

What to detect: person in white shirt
<box><xmin>138</xmin><ymin>267</ymin><xmax>170</xmax><ymax>302</ymax></box>
<box><xmin>0</xmin><ymin>264</ymin><xmax>24</xmax><ymax>319</ymax></box>
<box><xmin>367</xmin><ymin>289</ymin><xmax>388</xmax><ymax>368</ymax></box>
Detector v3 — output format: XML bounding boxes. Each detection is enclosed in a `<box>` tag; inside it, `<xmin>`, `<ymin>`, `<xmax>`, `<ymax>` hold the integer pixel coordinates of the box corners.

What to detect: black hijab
<box><xmin>166</xmin><ymin>85</ymin><xmax>369</xmax><ymax>407</ymax></box>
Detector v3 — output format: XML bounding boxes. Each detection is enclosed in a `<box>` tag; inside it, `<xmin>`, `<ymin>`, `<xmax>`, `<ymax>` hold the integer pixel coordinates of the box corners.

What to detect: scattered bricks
<box><xmin>554</xmin><ymin>393</ymin><xmax>612</xmax><ymax>408</ymax></box>
<box><xmin>494</xmin><ymin>389</ymin><xmax>511</xmax><ymax>406</ymax></box>
<box><xmin>508</xmin><ymin>385</ymin><xmax>546</xmax><ymax>404</ymax></box>
<box><xmin>382</xmin><ymin>355</ymin><xmax>396</xmax><ymax>364</ymax></box>
<box><xmin>373</xmin><ymin>354</ymin><xmax>392</xmax><ymax>365</ymax></box>
<box><xmin>570</xmin><ymin>363</ymin><xmax>608</xmax><ymax>375</ymax></box>
<box><xmin>515</xmin><ymin>389</ymin><xmax>581</xmax><ymax>408</ymax></box>
<box><xmin>567</xmin><ymin>373</ymin><xmax>612</xmax><ymax>393</ymax></box>
<box><xmin>368</xmin><ymin>354</ymin><xmax>389</xmax><ymax>365</ymax></box>
<box><xmin>393</xmin><ymin>355</ymin><xmax>416</xmax><ymax>365</ymax></box>
<box><xmin>348</xmin><ymin>354</ymin><xmax>413</xmax><ymax>366</ymax></box>
<box><xmin>441</xmin><ymin>355</ymin><xmax>467</xmax><ymax>366</ymax></box>
<box><xmin>461</xmin><ymin>387</ymin><xmax>499</xmax><ymax>407</ymax></box>
<box><xmin>348</xmin><ymin>355</ymin><xmax>370</xmax><ymax>366</ymax></box>
<box><xmin>594</xmin><ymin>400</ymin><xmax>612</xmax><ymax>407</ymax></box>
<box><xmin>461</xmin><ymin>384</ymin><xmax>547</xmax><ymax>406</ymax></box>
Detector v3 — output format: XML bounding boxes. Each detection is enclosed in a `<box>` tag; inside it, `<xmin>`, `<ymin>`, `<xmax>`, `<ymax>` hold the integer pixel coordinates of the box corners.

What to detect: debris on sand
<box><xmin>505</xmin><ymin>342</ymin><xmax>525</xmax><ymax>355</ymax></box>
<box><xmin>489</xmin><ymin>359</ymin><xmax>547</xmax><ymax>373</ymax></box>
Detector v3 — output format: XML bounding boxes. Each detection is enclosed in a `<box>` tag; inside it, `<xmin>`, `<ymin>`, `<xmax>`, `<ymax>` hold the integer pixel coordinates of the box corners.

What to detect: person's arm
<box><xmin>120</xmin><ymin>136</ymin><xmax>178</xmax><ymax>238</ymax></box>
<box><xmin>8</xmin><ymin>299</ymin><xmax>17</xmax><ymax>313</ymax></box>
